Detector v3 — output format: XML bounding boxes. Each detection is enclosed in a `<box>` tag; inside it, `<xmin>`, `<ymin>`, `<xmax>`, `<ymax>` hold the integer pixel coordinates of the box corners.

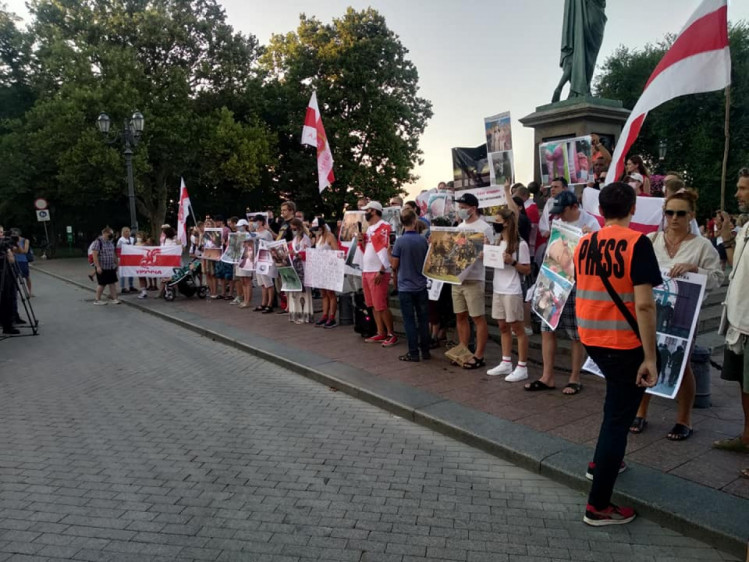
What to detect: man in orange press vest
<box><xmin>574</xmin><ymin>181</ymin><xmax>661</xmax><ymax>526</ymax></box>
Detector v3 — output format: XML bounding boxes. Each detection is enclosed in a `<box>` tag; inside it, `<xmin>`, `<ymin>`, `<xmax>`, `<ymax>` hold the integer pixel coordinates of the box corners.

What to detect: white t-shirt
<box><xmin>553</xmin><ymin>209</ymin><xmax>601</xmax><ymax>233</ymax></box>
<box><xmin>492</xmin><ymin>240</ymin><xmax>530</xmax><ymax>296</ymax></box>
<box><xmin>362</xmin><ymin>219</ymin><xmax>392</xmax><ymax>273</ymax></box>
<box><xmin>458</xmin><ymin>217</ymin><xmax>494</xmax><ymax>282</ymax></box>
<box><xmin>116</xmin><ymin>236</ymin><xmax>134</xmax><ymax>249</ymax></box>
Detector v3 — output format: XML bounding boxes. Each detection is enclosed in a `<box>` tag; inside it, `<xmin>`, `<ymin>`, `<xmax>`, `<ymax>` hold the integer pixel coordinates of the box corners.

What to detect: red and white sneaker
<box><xmin>585</xmin><ymin>461</ymin><xmax>628</xmax><ymax>481</ymax></box>
<box><xmin>381</xmin><ymin>334</ymin><xmax>398</xmax><ymax>347</ymax></box>
<box><xmin>364</xmin><ymin>334</ymin><xmax>387</xmax><ymax>343</ymax></box>
<box><xmin>583</xmin><ymin>504</ymin><xmax>636</xmax><ymax>526</ymax></box>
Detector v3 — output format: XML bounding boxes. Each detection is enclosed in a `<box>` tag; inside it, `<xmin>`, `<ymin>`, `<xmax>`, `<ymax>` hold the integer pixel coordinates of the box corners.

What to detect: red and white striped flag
<box><xmin>582</xmin><ymin>187</ymin><xmax>664</xmax><ymax>234</ymax></box>
<box><xmin>606</xmin><ymin>0</ymin><xmax>731</xmax><ymax>184</ymax></box>
<box><xmin>301</xmin><ymin>92</ymin><xmax>335</xmax><ymax>193</ymax></box>
<box><xmin>177</xmin><ymin>177</ymin><xmax>191</xmax><ymax>247</ymax></box>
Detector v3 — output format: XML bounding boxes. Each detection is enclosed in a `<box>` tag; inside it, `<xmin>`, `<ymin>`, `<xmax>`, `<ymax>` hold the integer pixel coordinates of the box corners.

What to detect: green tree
<box><xmin>259</xmin><ymin>8</ymin><xmax>433</xmax><ymax>218</ymax></box>
<box><xmin>594</xmin><ymin>22</ymin><xmax>749</xmax><ymax>218</ymax></box>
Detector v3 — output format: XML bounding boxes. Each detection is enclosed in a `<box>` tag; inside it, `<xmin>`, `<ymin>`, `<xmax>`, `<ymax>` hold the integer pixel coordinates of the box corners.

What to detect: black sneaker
<box><xmin>315</xmin><ymin>317</ymin><xmax>328</xmax><ymax>327</ymax></box>
<box><xmin>583</xmin><ymin>504</ymin><xmax>636</xmax><ymax>526</ymax></box>
<box><xmin>323</xmin><ymin>320</ymin><xmax>338</xmax><ymax>329</ymax></box>
<box><xmin>586</xmin><ymin>461</ymin><xmax>628</xmax><ymax>481</ymax></box>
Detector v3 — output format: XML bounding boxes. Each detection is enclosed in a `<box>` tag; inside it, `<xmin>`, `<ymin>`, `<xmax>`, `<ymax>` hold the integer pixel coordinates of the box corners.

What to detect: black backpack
<box><xmin>353</xmin><ymin>290</ymin><xmax>377</xmax><ymax>338</ymax></box>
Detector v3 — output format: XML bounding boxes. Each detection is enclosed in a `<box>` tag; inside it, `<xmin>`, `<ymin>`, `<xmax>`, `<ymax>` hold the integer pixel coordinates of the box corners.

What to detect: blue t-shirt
<box><xmin>392</xmin><ymin>231</ymin><xmax>429</xmax><ymax>292</ymax></box>
<box><xmin>14</xmin><ymin>238</ymin><xmax>28</xmax><ymax>263</ymax></box>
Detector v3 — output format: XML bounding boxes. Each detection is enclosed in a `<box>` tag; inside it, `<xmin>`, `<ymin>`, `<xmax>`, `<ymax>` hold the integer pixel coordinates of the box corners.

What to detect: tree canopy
<box><xmin>595</xmin><ymin>22</ymin><xmax>749</xmax><ymax>218</ymax></box>
<box><xmin>0</xmin><ymin>1</ymin><xmax>432</xmax><ymax>244</ymax></box>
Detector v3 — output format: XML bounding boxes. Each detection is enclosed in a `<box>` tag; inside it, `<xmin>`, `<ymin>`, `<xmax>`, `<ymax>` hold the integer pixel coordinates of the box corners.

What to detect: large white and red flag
<box><xmin>301</xmin><ymin>92</ymin><xmax>335</xmax><ymax>193</ymax></box>
<box><xmin>606</xmin><ymin>0</ymin><xmax>731</xmax><ymax>184</ymax></box>
<box><xmin>177</xmin><ymin>177</ymin><xmax>192</xmax><ymax>247</ymax></box>
<box><xmin>582</xmin><ymin>187</ymin><xmax>664</xmax><ymax>234</ymax></box>
<box><xmin>119</xmin><ymin>245</ymin><xmax>182</xmax><ymax>278</ymax></box>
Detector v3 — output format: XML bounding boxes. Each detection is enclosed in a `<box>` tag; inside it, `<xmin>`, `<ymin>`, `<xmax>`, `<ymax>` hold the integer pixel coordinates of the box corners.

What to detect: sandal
<box><xmin>398</xmin><ymin>354</ymin><xmax>420</xmax><ymax>362</ymax></box>
<box><xmin>713</xmin><ymin>437</ymin><xmax>749</xmax><ymax>453</ymax></box>
<box><xmin>253</xmin><ymin>306</ymin><xmax>266</xmax><ymax>312</ymax></box>
<box><xmin>462</xmin><ymin>356</ymin><xmax>485</xmax><ymax>370</ymax></box>
<box><xmin>667</xmin><ymin>423</ymin><xmax>693</xmax><ymax>441</ymax></box>
<box><xmin>524</xmin><ymin>380</ymin><xmax>555</xmax><ymax>391</ymax></box>
<box><xmin>630</xmin><ymin>417</ymin><xmax>647</xmax><ymax>434</ymax></box>
<box><xmin>562</xmin><ymin>383</ymin><xmax>583</xmax><ymax>395</ymax></box>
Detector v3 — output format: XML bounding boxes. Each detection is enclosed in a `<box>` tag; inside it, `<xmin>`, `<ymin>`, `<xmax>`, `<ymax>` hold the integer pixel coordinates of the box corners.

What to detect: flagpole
<box><xmin>720</xmin><ymin>85</ymin><xmax>731</xmax><ymax>211</ymax></box>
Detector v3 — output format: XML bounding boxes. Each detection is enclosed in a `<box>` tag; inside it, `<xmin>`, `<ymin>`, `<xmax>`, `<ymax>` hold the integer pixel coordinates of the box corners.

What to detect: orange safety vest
<box><xmin>574</xmin><ymin>225</ymin><xmax>645</xmax><ymax>350</ymax></box>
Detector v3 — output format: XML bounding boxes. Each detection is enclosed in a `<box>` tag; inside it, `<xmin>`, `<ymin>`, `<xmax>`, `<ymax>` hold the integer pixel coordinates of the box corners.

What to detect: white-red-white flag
<box><xmin>301</xmin><ymin>92</ymin><xmax>335</xmax><ymax>193</ymax></box>
<box><xmin>177</xmin><ymin>177</ymin><xmax>191</xmax><ymax>247</ymax></box>
<box><xmin>582</xmin><ymin>187</ymin><xmax>664</xmax><ymax>234</ymax></box>
<box><xmin>606</xmin><ymin>0</ymin><xmax>730</xmax><ymax>184</ymax></box>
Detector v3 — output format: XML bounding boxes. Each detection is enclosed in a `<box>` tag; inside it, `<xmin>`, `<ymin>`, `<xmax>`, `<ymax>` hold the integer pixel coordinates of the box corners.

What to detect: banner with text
<box><xmin>119</xmin><ymin>245</ymin><xmax>182</xmax><ymax>278</ymax></box>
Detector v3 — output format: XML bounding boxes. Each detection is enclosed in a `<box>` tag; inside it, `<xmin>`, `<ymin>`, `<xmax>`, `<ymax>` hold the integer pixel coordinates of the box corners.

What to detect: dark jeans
<box><xmin>585</xmin><ymin>345</ymin><xmax>647</xmax><ymax>510</ymax></box>
<box><xmin>399</xmin><ymin>289</ymin><xmax>430</xmax><ymax>358</ymax></box>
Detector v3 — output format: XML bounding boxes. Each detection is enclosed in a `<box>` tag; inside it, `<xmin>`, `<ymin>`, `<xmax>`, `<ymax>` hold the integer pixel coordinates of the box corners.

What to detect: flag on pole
<box><xmin>605</xmin><ymin>0</ymin><xmax>730</xmax><ymax>184</ymax></box>
<box><xmin>301</xmin><ymin>92</ymin><xmax>335</xmax><ymax>193</ymax></box>
<box><xmin>177</xmin><ymin>177</ymin><xmax>192</xmax><ymax>247</ymax></box>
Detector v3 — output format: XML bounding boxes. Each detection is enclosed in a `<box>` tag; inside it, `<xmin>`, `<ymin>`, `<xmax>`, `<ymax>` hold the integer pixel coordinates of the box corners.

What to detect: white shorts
<box><xmin>491</xmin><ymin>293</ymin><xmax>524</xmax><ymax>323</ymax></box>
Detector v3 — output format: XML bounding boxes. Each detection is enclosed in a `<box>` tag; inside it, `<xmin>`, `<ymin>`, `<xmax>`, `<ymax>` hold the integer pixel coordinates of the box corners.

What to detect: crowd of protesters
<box><xmin>79</xmin><ymin>157</ymin><xmax>749</xmax><ymax>525</ymax></box>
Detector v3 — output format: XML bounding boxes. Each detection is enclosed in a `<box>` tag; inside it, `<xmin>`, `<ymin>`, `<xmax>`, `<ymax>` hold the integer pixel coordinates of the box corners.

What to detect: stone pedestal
<box><xmin>520</xmin><ymin>97</ymin><xmax>630</xmax><ymax>187</ymax></box>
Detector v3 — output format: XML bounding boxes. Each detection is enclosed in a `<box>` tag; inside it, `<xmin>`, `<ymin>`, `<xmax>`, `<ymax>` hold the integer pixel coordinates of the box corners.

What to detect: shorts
<box><xmin>96</xmin><ymin>268</ymin><xmax>118</xmax><ymax>286</ymax></box>
<box><xmin>202</xmin><ymin>260</ymin><xmax>215</xmax><ymax>275</ymax></box>
<box><xmin>256</xmin><ymin>273</ymin><xmax>275</xmax><ymax>289</ymax></box>
<box><xmin>214</xmin><ymin>261</ymin><xmax>233</xmax><ymax>280</ymax></box>
<box><xmin>722</xmin><ymin>341</ymin><xmax>749</xmax><ymax>393</ymax></box>
<box><xmin>451</xmin><ymin>280</ymin><xmax>485</xmax><ymax>317</ymax></box>
<box><xmin>491</xmin><ymin>293</ymin><xmax>524</xmax><ymax>323</ymax></box>
<box><xmin>16</xmin><ymin>261</ymin><xmax>29</xmax><ymax>278</ymax></box>
<box><xmin>540</xmin><ymin>289</ymin><xmax>580</xmax><ymax>340</ymax></box>
<box><xmin>362</xmin><ymin>272</ymin><xmax>391</xmax><ymax>311</ymax></box>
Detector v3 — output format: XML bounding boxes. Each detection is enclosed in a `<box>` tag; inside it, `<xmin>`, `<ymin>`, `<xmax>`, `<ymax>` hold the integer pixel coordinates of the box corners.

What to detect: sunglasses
<box><xmin>664</xmin><ymin>210</ymin><xmax>689</xmax><ymax>217</ymax></box>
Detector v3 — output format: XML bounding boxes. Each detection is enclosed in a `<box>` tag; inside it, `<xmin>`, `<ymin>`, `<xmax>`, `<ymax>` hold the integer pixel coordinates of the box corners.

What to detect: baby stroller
<box><xmin>164</xmin><ymin>259</ymin><xmax>208</xmax><ymax>301</ymax></box>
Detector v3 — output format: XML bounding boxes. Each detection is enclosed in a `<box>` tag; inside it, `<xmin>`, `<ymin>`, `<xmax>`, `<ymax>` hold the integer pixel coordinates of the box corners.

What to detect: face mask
<box><xmin>365</xmin><ymin>212</ymin><xmax>374</xmax><ymax>222</ymax></box>
<box><xmin>457</xmin><ymin>208</ymin><xmax>470</xmax><ymax>221</ymax></box>
<box><xmin>253</xmin><ymin>222</ymin><xmax>260</xmax><ymax>229</ymax></box>
<box><xmin>493</xmin><ymin>223</ymin><xmax>505</xmax><ymax>234</ymax></box>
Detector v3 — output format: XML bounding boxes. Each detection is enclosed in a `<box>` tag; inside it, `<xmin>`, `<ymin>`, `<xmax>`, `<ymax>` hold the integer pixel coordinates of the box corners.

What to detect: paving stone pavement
<box><xmin>0</xmin><ymin>275</ymin><xmax>740</xmax><ymax>561</ymax></box>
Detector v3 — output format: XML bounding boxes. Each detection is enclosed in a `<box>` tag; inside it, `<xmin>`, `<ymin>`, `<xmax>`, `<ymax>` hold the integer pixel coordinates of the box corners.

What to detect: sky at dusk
<box><xmin>5</xmin><ymin>0</ymin><xmax>748</xmax><ymax>198</ymax></box>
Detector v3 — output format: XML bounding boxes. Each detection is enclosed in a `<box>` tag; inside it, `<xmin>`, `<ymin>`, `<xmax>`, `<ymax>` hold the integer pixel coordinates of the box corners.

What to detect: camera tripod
<box><xmin>0</xmin><ymin>254</ymin><xmax>39</xmax><ymax>338</ymax></box>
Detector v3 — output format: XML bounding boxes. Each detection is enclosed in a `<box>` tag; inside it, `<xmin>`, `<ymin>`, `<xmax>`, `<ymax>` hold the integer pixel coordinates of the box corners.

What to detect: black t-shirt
<box><xmin>518</xmin><ymin>213</ymin><xmax>531</xmax><ymax>245</ymax></box>
<box><xmin>630</xmin><ymin>235</ymin><xmax>663</xmax><ymax>288</ymax></box>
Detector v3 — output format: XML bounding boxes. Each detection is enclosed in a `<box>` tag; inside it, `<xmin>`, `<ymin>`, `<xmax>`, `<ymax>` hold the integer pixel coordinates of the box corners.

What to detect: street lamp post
<box><xmin>658</xmin><ymin>140</ymin><xmax>668</xmax><ymax>169</ymax></box>
<box><xmin>96</xmin><ymin>111</ymin><xmax>145</xmax><ymax>232</ymax></box>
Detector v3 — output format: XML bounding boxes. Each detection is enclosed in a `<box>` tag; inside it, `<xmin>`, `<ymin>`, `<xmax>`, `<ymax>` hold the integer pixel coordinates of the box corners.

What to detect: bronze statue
<box><xmin>552</xmin><ymin>0</ymin><xmax>607</xmax><ymax>103</ymax></box>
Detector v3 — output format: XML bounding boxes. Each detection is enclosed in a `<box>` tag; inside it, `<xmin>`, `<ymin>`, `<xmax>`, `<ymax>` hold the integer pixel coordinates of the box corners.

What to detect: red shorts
<box><xmin>362</xmin><ymin>272</ymin><xmax>391</xmax><ymax>311</ymax></box>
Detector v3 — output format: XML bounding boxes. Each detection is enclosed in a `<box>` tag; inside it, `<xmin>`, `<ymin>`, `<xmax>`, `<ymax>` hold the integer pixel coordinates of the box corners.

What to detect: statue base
<box><xmin>520</xmin><ymin>97</ymin><xmax>630</xmax><ymax>187</ymax></box>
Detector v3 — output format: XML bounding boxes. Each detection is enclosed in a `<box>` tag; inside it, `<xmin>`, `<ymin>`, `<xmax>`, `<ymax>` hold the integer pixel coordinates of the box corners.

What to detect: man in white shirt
<box><xmin>358</xmin><ymin>201</ymin><xmax>397</xmax><ymax>347</ymax></box>
<box><xmin>452</xmin><ymin>193</ymin><xmax>494</xmax><ymax>370</ymax></box>
<box><xmin>714</xmin><ymin>167</ymin><xmax>749</xmax><ymax>480</ymax></box>
<box><xmin>538</xmin><ymin>177</ymin><xmax>571</xmax><ymax>239</ymax></box>
<box><xmin>526</xmin><ymin>190</ymin><xmax>600</xmax><ymax>396</ymax></box>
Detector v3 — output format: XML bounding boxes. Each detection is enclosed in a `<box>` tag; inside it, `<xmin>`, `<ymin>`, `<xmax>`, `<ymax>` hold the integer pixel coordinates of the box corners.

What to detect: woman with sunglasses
<box><xmin>629</xmin><ymin>189</ymin><xmax>723</xmax><ymax>440</ymax></box>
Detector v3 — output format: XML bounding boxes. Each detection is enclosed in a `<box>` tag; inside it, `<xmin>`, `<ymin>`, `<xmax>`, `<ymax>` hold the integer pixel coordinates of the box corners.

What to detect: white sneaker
<box><xmin>505</xmin><ymin>365</ymin><xmax>529</xmax><ymax>382</ymax></box>
<box><xmin>487</xmin><ymin>361</ymin><xmax>513</xmax><ymax>376</ymax></box>
<box><xmin>138</xmin><ymin>291</ymin><xmax>147</xmax><ymax>299</ymax></box>
<box><xmin>93</xmin><ymin>300</ymin><xmax>107</xmax><ymax>306</ymax></box>
<box><xmin>524</xmin><ymin>326</ymin><xmax>534</xmax><ymax>336</ymax></box>
<box><xmin>230</xmin><ymin>297</ymin><xmax>242</xmax><ymax>305</ymax></box>
<box><xmin>110</xmin><ymin>299</ymin><xmax>121</xmax><ymax>305</ymax></box>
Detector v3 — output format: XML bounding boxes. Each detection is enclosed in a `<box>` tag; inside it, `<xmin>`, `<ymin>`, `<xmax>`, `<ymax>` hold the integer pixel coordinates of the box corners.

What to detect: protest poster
<box><xmin>256</xmin><ymin>240</ymin><xmax>274</xmax><ymax>276</ymax></box>
<box><xmin>119</xmin><ymin>245</ymin><xmax>182</xmax><ymax>278</ymax></box>
<box><xmin>339</xmin><ymin>211</ymin><xmax>367</xmax><ymax>246</ymax></box>
<box><xmin>382</xmin><ymin>206</ymin><xmax>402</xmax><ymax>235</ymax></box>
<box><xmin>427</xmin><ymin>279</ymin><xmax>444</xmax><ymax>301</ymax></box>
<box><xmin>415</xmin><ymin>189</ymin><xmax>433</xmax><ymax>218</ymax></box>
<box><xmin>304</xmin><ymin>248</ymin><xmax>346</xmax><ymax>292</ymax></box>
<box><xmin>246</xmin><ymin>211</ymin><xmax>268</xmax><ymax>222</ymax></box>
<box><xmin>483</xmin><ymin>244</ymin><xmax>505</xmax><ymax>269</ymax></box>
<box><xmin>427</xmin><ymin>192</ymin><xmax>457</xmax><ymax>222</ymax></box>
<box><xmin>583</xmin><ymin>271</ymin><xmax>707</xmax><ymax>400</ymax></box>
<box><xmin>488</xmin><ymin>151</ymin><xmax>514</xmax><ymax>187</ymax></box>
<box><xmin>452</xmin><ymin>145</ymin><xmax>490</xmax><ymax>189</ymax></box>
<box><xmin>344</xmin><ymin>241</ymin><xmax>363</xmax><ymax>276</ymax></box>
<box><xmin>266</xmin><ymin>240</ymin><xmax>292</xmax><ymax>268</ymax></box>
<box><xmin>237</xmin><ymin>237</ymin><xmax>257</xmax><ymax>272</ymax></box>
<box><xmin>455</xmin><ymin>185</ymin><xmax>506</xmax><ymax>209</ymax></box>
<box><xmin>485</xmin><ymin>111</ymin><xmax>513</xmax><ymax>153</ymax></box>
<box><xmin>531</xmin><ymin>222</ymin><xmax>582</xmax><ymax>329</ymax></box>
<box><xmin>221</xmin><ymin>232</ymin><xmax>248</xmax><ymax>264</ymax></box>
<box><xmin>422</xmin><ymin>227</ymin><xmax>484</xmax><ymax>285</ymax></box>
<box><xmin>278</xmin><ymin>266</ymin><xmax>302</xmax><ymax>292</ymax></box>
<box><xmin>201</xmin><ymin>228</ymin><xmax>223</xmax><ymax>261</ymax></box>
<box><xmin>539</xmin><ymin>135</ymin><xmax>593</xmax><ymax>186</ymax></box>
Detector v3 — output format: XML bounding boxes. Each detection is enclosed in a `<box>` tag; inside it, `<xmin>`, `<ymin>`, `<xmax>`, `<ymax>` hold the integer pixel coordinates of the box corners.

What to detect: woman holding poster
<box><xmin>631</xmin><ymin>190</ymin><xmax>723</xmax><ymax>440</ymax></box>
<box><xmin>288</xmin><ymin>219</ymin><xmax>314</xmax><ymax>324</ymax></box>
<box><xmin>313</xmin><ymin>220</ymin><xmax>340</xmax><ymax>328</ymax></box>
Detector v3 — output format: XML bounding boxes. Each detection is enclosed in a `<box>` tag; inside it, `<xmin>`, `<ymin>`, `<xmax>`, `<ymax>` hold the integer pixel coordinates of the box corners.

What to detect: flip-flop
<box><xmin>630</xmin><ymin>417</ymin><xmax>647</xmax><ymax>434</ymax></box>
<box><xmin>713</xmin><ymin>437</ymin><xmax>749</xmax><ymax>453</ymax></box>
<box><xmin>524</xmin><ymin>380</ymin><xmax>555</xmax><ymax>391</ymax></box>
<box><xmin>667</xmin><ymin>423</ymin><xmax>693</xmax><ymax>441</ymax></box>
<box><xmin>562</xmin><ymin>383</ymin><xmax>583</xmax><ymax>395</ymax></box>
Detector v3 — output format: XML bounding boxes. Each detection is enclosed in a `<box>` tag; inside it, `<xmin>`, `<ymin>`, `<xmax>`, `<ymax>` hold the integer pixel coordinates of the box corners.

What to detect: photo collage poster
<box><xmin>220</xmin><ymin>232</ymin><xmax>248</xmax><ymax>264</ymax></box>
<box><xmin>265</xmin><ymin>240</ymin><xmax>302</xmax><ymax>292</ymax></box>
<box><xmin>484</xmin><ymin>111</ymin><xmax>513</xmax><ymax>192</ymax></box>
<box><xmin>422</xmin><ymin>227</ymin><xmax>485</xmax><ymax>285</ymax></box>
<box><xmin>583</xmin><ymin>271</ymin><xmax>707</xmax><ymax>399</ymax></box>
<box><xmin>538</xmin><ymin>135</ymin><xmax>593</xmax><ymax>187</ymax></box>
<box><xmin>237</xmin><ymin>236</ymin><xmax>258</xmax><ymax>272</ymax></box>
<box><xmin>201</xmin><ymin>228</ymin><xmax>223</xmax><ymax>261</ymax></box>
<box><xmin>451</xmin><ymin>145</ymin><xmax>490</xmax><ymax>190</ymax></box>
<box><xmin>531</xmin><ymin>221</ymin><xmax>582</xmax><ymax>330</ymax></box>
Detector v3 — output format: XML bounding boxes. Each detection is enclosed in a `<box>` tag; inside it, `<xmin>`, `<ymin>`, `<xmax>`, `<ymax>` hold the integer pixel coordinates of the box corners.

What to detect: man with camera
<box><xmin>0</xmin><ymin>234</ymin><xmax>21</xmax><ymax>334</ymax></box>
